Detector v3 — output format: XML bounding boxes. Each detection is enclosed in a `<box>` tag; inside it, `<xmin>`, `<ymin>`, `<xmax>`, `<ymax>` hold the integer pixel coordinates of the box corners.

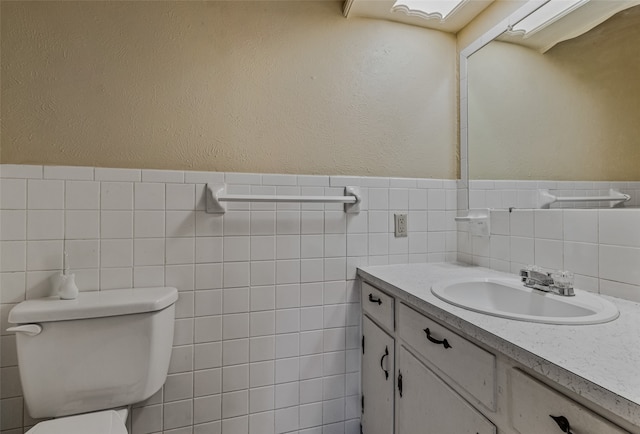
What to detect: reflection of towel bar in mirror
<box><xmin>538</xmin><ymin>189</ymin><xmax>630</xmax><ymax>209</ymax></box>
<box><xmin>205</xmin><ymin>184</ymin><xmax>361</xmax><ymax>214</ymax></box>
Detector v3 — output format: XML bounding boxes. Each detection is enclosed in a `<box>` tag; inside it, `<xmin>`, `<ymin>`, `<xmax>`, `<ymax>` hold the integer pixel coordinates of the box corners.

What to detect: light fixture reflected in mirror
<box><xmin>503</xmin><ymin>0</ymin><xmax>640</xmax><ymax>52</ymax></box>
<box><xmin>509</xmin><ymin>0</ymin><xmax>588</xmax><ymax>37</ymax></box>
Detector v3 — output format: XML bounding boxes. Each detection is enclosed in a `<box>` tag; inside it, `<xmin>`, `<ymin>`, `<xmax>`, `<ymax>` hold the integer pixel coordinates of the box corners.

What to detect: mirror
<box><xmin>467</xmin><ymin>2</ymin><xmax>640</xmax><ymax>183</ymax></box>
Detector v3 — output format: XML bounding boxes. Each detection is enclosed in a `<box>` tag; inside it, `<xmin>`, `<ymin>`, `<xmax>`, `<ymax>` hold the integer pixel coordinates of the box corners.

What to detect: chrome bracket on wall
<box><xmin>454</xmin><ymin>208</ymin><xmax>490</xmax><ymax>237</ymax></box>
<box><xmin>205</xmin><ymin>184</ymin><xmax>361</xmax><ymax>214</ymax></box>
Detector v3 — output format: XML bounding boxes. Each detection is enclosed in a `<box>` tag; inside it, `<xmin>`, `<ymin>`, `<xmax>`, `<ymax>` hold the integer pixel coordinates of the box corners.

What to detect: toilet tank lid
<box><xmin>9</xmin><ymin>287</ymin><xmax>178</xmax><ymax>324</ymax></box>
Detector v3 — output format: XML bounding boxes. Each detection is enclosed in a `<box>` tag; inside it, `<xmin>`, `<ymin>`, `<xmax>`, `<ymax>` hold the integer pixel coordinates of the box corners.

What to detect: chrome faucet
<box><xmin>520</xmin><ymin>267</ymin><xmax>575</xmax><ymax>297</ymax></box>
<box><xmin>520</xmin><ymin>268</ymin><xmax>554</xmax><ymax>290</ymax></box>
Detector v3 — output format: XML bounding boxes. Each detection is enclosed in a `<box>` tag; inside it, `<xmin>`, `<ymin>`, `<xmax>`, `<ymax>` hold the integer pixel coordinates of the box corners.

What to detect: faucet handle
<box><xmin>520</xmin><ymin>265</ymin><xmax>547</xmax><ymax>280</ymax></box>
<box><xmin>521</xmin><ymin>265</ymin><xmax>541</xmax><ymax>275</ymax></box>
<box><xmin>551</xmin><ymin>271</ymin><xmax>575</xmax><ymax>296</ymax></box>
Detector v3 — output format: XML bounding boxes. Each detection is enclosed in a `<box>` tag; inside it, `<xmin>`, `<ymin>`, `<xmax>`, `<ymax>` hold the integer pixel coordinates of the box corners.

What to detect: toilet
<box><xmin>7</xmin><ymin>286</ymin><xmax>178</xmax><ymax>433</ymax></box>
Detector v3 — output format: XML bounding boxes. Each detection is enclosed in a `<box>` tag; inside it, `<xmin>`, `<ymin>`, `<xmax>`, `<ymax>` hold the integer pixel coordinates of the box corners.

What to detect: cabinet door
<box><xmin>396</xmin><ymin>345</ymin><xmax>496</xmax><ymax>434</ymax></box>
<box><xmin>362</xmin><ymin>315</ymin><xmax>395</xmax><ymax>434</ymax></box>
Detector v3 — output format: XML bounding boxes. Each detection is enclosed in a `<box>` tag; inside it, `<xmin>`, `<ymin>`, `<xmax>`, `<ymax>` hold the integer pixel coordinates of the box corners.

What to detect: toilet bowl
<box><xmin>7</xmin><ymin>287</ymin><xmax>178</xmax><ymax>433</ymax></box>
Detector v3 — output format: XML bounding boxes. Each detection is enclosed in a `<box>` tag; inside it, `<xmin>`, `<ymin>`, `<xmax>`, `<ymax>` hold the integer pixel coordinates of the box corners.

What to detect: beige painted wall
<box><xmin>1</xmin><ymin>1</ymin><xmax>458</xmax><ymax>178</ymax></box>
<box><xmin>468</xmin><ymin>7</ymin><xmax>640</xmax><ymax>181</ymax></box>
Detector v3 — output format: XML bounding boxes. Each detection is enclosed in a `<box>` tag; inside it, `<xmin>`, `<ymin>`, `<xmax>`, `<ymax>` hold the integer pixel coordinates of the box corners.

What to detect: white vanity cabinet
<box><xmin>359</xmin><ymin>278</ymin><xmax>632</xmax><ymax>434</ymax></box>
<box><xmin>361</xmin><ymin>280</ymin><xmax>495</xmax><ymax>434</ymax></box>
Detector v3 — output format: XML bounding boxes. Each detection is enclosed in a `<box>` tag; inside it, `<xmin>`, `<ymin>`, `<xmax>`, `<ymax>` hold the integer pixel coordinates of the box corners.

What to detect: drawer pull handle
<box><xmin>550</xmin><ymin>415</ymin><xmax>573</xmax><ymax>433</ymax></box>
<box><xmin>368</xmin><ymin>293</ymin><xmax>382</xmax><ymax>305</ymax></box>
<box><xmin>380</xmin><ymin>345</ymin><xmax>389</xmax><ymax>380</ymax></box>
<box><xmin>424</xmin><ymin>328</ymin><xmax>452</xmax><ymax>349</ymax></box>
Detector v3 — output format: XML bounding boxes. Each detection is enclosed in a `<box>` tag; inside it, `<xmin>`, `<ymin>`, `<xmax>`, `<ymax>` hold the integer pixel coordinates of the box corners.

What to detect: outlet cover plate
<box><xmin>394</xmin><ymin>213</ymin><xmax>408</xmax><ymax>237</ymax></box>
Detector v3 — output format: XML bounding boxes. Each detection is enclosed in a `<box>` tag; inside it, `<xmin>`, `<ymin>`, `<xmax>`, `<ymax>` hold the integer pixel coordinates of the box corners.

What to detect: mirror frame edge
<box><xmin>458</xmin><ymin>0</ymin><xmax>550</xmax><ymax>212</ymax></box>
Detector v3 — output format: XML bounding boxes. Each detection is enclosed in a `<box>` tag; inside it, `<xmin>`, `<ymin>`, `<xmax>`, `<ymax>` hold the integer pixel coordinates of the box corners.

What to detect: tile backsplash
<box><xmin>0</xmin><ymin>165</ymin><xmax>458</xmax><ymax>434</ymax></box>
<box><xmin>458</xmin><ymin>208</ymin><xmax>640</xmax><ymax>303</ymax></box>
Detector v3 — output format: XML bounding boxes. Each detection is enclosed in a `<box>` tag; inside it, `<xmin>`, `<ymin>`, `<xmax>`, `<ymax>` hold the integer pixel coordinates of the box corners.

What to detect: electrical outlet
<box><xmin>394</xmin><ymin>213</ymin><xmax>407</xmax><ymax>237</ymax></box>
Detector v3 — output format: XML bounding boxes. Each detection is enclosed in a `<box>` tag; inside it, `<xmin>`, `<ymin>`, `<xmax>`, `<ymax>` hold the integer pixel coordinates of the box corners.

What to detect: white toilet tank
<box><xmin>8</xmin><ymin>287</ymin><xmax>178</xmax><ymax>419</ymax></box>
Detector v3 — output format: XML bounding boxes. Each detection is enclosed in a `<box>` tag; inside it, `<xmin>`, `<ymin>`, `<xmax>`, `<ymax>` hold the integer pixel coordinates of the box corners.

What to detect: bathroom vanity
<box><xmin>358</xmin><ymin>263</ymin><xmax>640</xmax><ymax>434</ymax></box>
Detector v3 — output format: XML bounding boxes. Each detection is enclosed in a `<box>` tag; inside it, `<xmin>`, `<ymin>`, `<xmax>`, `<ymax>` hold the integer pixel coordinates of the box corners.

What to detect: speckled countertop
<box><xmin>357</xmin><ymin>262</ymin><xmax>640</xmax><ymax>428</ymax></box>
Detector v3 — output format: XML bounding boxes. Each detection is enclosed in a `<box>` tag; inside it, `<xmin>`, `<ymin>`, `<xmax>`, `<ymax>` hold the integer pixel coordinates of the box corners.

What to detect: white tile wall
<box><xmin>458</xmin><ymin>208</ymin><xmax>640</xmax><ymax>302</ymax></box>
<box><xmin>0</xmin><ymin>165</ymin><xmax>457</xmax><ymax>434</ymax></box>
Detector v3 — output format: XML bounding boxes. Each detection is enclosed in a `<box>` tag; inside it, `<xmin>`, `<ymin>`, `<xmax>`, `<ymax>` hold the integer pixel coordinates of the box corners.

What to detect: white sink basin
<box><xmin>431</xmin><ymin>278</ymin><xmax>619</xmax><ymax>325</ymax></box>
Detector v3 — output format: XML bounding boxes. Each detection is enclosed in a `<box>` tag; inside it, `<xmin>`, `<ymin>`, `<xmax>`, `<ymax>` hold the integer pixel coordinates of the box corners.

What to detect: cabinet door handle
<box><xmin>397</xmin><ymin>371</ymin><xmax>403</xmax><ymax>397</ymax></box>
<box><xmin>550</xmin><ymin>415</ymin><xmax>573</xmax><ymax>433</ymax></box>
<box><xmin>423</xmin><ymin>328</ymin><xmax>452</xmax><ymax>349</ymax></box>
<box><xmin>379</xmin><ymin>345</ymin><xmax>389</xmax><ymax>380</ymax></box>
<box><xmin>368</xmin><ymin>293</ymin><xmax>382</xmax><ymax>305</ymax></box>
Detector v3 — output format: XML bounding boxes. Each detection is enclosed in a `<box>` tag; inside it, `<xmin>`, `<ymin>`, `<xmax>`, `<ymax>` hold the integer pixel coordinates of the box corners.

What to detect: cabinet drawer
<box><xmin>398</xmin><ymin>302</ymin><xmax>496</xmax><ymax>410</ymax></box>
<box><xmin>510</xmin><ymin>369</ymin><xmax>628</xmax><ymax>434</ymax></box>
<box><xmin>361</xmin><ymin>282</ymin><xmax>394</xmax><ymax>332</ymax></box>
